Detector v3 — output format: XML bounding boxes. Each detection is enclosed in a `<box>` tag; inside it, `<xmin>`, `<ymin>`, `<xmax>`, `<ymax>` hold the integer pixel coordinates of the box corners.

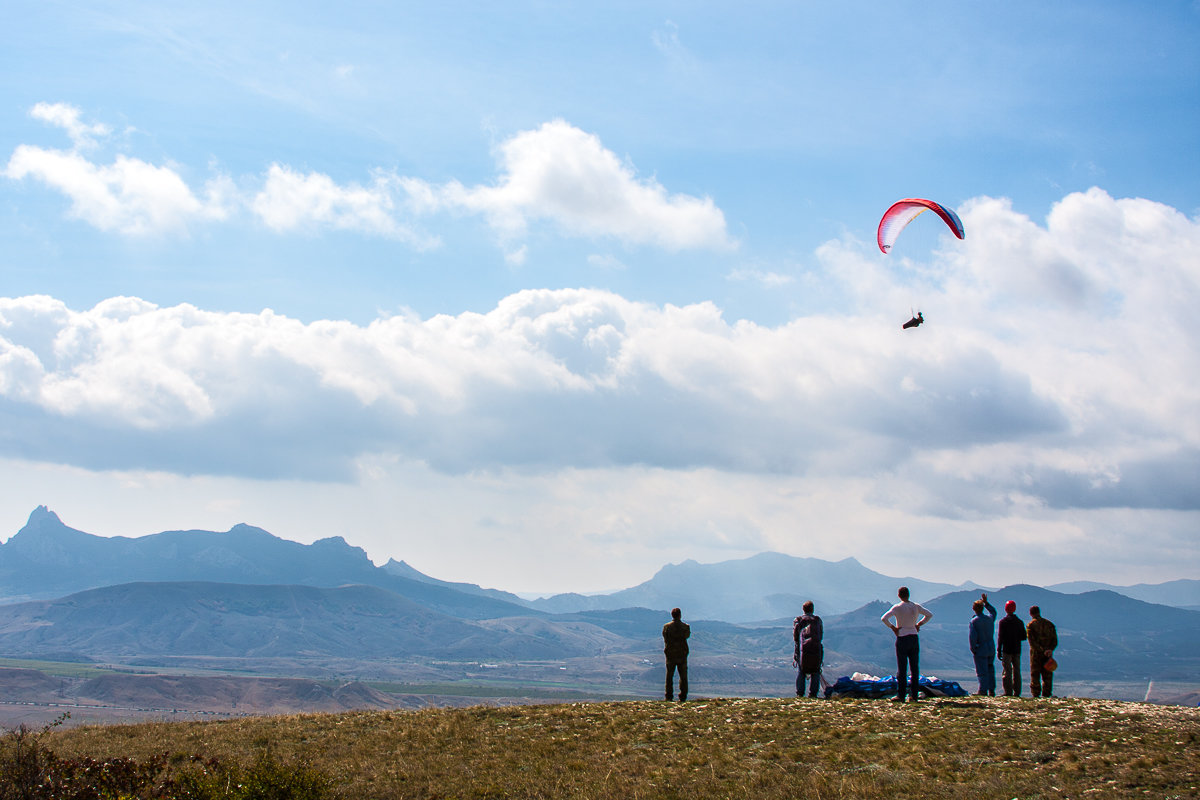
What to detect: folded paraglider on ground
<box><xmin>825</xmin><ymin>673</ymin><xmax>968</xmax><ymax>699</ymax></box>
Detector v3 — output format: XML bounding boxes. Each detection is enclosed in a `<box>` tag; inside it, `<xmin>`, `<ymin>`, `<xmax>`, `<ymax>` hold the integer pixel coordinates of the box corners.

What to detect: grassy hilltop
<box><xmin>17</xmin><ymin>695</ymin><xmax>1198</xmax><ymax>799</ymax></box>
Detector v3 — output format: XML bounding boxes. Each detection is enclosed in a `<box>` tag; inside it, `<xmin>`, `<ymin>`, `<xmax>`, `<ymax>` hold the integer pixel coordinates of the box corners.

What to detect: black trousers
<box><xmin>895</xmin><ymin>634</ymin><xmax>920</xmax><ymax>700</ymax></box>
<box><xmin>797</xmin><ymin>669</ymin><xmax>820</xmax><ymax>698</ymax></box>
<box><xmin>665</xmin><ymin>659</ymin><xmax>688</xmax><ymax>700</ymax></box>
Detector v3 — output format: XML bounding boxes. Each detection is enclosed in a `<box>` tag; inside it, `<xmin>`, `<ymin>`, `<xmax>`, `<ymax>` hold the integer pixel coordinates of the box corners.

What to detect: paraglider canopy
<box><xmin>877</xmin><ymin>198</ymin><xmax>964</xmax><ymax>254</ymax></box>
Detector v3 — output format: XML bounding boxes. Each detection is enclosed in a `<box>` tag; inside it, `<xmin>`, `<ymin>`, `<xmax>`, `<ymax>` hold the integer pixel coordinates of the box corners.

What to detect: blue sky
<box><xmin>2</xmin><ymin>1</ymin><xmax>1198</xmax><ymax>594</ymax></box>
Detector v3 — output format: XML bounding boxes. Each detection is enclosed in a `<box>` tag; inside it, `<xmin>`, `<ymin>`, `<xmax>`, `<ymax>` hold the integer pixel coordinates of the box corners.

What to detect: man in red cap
<box><xmin>997</xmin><ymin>600</ymin><xmax>1027</xmax><ymax>697</ymax></box>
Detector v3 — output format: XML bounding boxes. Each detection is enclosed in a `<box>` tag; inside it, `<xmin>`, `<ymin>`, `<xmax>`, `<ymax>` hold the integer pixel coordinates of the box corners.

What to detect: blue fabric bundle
<box><xmin>825</xmin><ymin>674</ymin><xmax>968</xmax><ymax>699</ymax></box>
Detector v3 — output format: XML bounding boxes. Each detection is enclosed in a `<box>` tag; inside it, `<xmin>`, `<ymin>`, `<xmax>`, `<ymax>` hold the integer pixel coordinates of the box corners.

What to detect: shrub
<box><xmin>169</xmin><ymin>751</ymin><xmax>330</xmax><ymax>800</ymax></box>
<box><xmin>0</xmin><ymin>717</ymin><xmax>329</xmax><ymax>800</ymax></box>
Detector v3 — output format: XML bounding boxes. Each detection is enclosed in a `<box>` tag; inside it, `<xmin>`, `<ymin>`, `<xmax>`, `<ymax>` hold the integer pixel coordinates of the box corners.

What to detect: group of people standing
<box><xmin>840</xmin><ymin>587</ymin><xmax>1058</xmax><ymax>701</ymax></box>
<box><xmin>875</xmin><ymin>588</ymin><xmax>1060</xmax><ymax>701</ymax></box>
<box><xmin>662</xmin><ymin>587</ymin><xmax>1060</xmax><ymax>703</ymax></box>
<box><xmin>976</xmin><ymin>594</ymin><xmax>1059</xmax><ymax>698</ymax></box>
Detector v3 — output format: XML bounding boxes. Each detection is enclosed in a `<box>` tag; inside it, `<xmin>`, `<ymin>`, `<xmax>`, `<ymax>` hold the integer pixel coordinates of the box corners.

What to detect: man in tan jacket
<box><xmin>1027</xmin><ymin>606</ymin><xmax>1058</xmax><ymax>698</ymax></box>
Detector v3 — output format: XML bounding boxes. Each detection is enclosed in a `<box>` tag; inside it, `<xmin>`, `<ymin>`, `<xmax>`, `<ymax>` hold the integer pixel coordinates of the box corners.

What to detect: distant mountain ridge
<box><xmin>380</xmin><ymin>558</ymin><xmax>528</xmax><ymax>607</ymax></box>
<box><xmin>0</xmin><ymin>507</ymin><xmax>536</xmax><ymax>620</ymax></box>
<box><xmin>1048</xmin><ymin>579</ymin><xmax>1200</xmax><ymax>610</ymax></box>
<box><xmin>1</xmin><ymin>507</ymin><xmax>1195</xmax><ymax>622</ymax></box>
<box><xmin>527</xmin><ymin>552</ymin><xmax>980</xmax><ymax>620</ymax></box>
<box><xmin>0</xmin><ymin>506</ymin><xmax>380</xmax><ymax>599</ymax></box>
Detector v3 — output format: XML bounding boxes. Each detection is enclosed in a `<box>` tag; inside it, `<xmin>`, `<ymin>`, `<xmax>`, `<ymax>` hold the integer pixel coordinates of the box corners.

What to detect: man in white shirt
<box><xmin>881</xmin><ymin>586</ymin><xmax>933</xmax><ymax>703</ymax></box>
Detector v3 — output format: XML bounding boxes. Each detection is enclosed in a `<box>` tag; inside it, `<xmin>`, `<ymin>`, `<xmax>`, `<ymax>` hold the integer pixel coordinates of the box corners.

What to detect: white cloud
<box><xmin>5</xmin><ymin>102</ymin><xmax>229</xmax><ymax>235</ymax></box>
<box><xmin>434</xmin><ymin>120</ymin><xmax>735</xmax><ymax>251</ymax></box>
<box><xmin>6</xmin><ymin>106</ymin><xmax>733</xmax><ymax>253</ymax></box>
<box><xmin>5</xmin><ymin>146</ymin><xmax>231</xmax><ymax>235</ymax></box>
<box><xmin>0</xmin><ymin>187</ymin><xmax>1196</xmax><ymax>588</ymax></box>
<box><xmin>0</xmin><ymin>189</ymin><xmax>1194</xmax><ymax>519</ymax></box>
<box><xmin>28</xmin><ymin>102</ymin><xmax>111</xmax><ymax>149</ymax></box>
<box><xmin>251</xmin><ymin>164</ymin><xmax>436</xmax><ymax>246</ymax></box>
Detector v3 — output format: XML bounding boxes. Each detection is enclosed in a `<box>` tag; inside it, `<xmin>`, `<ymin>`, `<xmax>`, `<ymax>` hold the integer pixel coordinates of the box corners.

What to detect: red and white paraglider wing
<box><xmin>877</xmin><ymin>198</ymin><xmax>965</xmax><ymax>254</ymax></box>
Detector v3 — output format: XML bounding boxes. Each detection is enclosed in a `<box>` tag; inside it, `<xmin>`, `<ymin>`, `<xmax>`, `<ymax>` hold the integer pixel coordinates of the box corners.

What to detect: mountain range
<box><xmin>0</xmin><ymin>581</ymin><xmax>621</xmax><ymax>662</ymax></box>
<box><xmin>0</xmin><ymin>507</ymin><xmax>533</xmax><ymax>619</ymax></box>
<box><xmin>523</xmin><ymin>552</ymin><xmax>978</xmax><ymax>620</ymax></box>
<box><xmin>1</xmin><ymin>506</ymin><xmax>1197</xmax><ymax>689</ymax></box>
<box><xmin>7</xmin><ymin>506</ymin><xmax>1196</xmax><ymax>617</ymax></box>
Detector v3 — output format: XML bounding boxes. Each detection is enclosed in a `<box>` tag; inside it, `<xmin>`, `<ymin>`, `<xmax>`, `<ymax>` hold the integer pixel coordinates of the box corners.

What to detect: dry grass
<box><xmin>44</xmin><ymin>695</ymin><xmax>1200</xmax><ymax>799</ymax></box>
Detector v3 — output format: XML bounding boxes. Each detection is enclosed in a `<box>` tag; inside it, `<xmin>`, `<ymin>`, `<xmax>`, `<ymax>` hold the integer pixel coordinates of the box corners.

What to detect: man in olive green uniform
<box><xmin>662</xmin><ymin>607</ymin><xmax>690</xmax><ymax>701</ymax></box>
<box><xmin>1027</xmin><ymin>605</ymin><xmax>1058</xmax><ymax>698</ymax></box>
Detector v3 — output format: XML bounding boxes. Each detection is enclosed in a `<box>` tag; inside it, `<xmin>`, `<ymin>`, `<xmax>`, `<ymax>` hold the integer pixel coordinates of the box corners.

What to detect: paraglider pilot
<box><xmin>902</xmin><ymin>311</ymin><xmax>924</xmax><ymax>330</ymax></box>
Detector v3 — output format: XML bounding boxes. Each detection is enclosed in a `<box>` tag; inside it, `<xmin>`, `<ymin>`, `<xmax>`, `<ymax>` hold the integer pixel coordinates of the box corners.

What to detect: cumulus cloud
<box><xmin>6</xmin><ymin>105</ymin><xmax>731</xmax><ymax>252</ymax></box>
<box><xmin>5</xmin><ymin>147</ymin><xmax>232</xmax><ymax>235</ymax></box>
<box><xmin>434</xmin><ymin>120</ymin><xmax>735</xmax><ymax>250</ymax></box>
<box><xmin>0</xmin><ymin>287</ymin><xmax>1046</xmax><ymax>481</ymax></box>
<box><xmin>5</xmin><ymin>103</ymin><xmax>231</xmax><ymax>235</ymax></box>
<box><xmin>0</xmin><ymin>189</ymin><xmax>1194</xmax><ymax>524</ymax></box>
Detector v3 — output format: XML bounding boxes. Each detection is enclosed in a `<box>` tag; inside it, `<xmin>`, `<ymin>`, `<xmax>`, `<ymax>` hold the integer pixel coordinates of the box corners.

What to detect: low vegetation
<box><xmin>0</xmin><ymin>714</ymin><xmax>329</xmax><ymax>800</ymax></box>
<box><xmin>5</xmin><ymin>696</ymin><xmax>1198</xmax><ymax>799</ymax></box>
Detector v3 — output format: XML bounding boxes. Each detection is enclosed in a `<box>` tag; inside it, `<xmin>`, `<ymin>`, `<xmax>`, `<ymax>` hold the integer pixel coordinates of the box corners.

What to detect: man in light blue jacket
<box><xmin>968</xmin><ymin>592</ymin><xmax>997</xmax><ymax>696</ymax></box>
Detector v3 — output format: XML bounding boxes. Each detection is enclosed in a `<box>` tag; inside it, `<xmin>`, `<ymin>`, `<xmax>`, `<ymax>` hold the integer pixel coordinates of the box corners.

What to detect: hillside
<box><xmin>39</xmin><ymin>696</ymin><xmax>1200</xmax><ymax>799</ymax></box>
<box><xmin>0</xmin><ymin>582</ymin><xmax>616</xmax><ymax>662</ymax></box>
<box><xmin>0</xmin><ymin>666</ymin><xmax>404</xmax><ymax>715</ymax></box>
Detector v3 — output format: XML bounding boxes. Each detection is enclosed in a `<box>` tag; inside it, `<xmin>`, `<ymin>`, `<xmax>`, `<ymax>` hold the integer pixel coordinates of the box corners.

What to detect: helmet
<box><xmin>1004</xmin><ymin>600</ymin><xmax>1016</xmax><ymax>613</ymax></box>
<box><xmin>1045</xmin><ymin>657</ymin><xmax>1058</xmax><ymax>672</ymax></box>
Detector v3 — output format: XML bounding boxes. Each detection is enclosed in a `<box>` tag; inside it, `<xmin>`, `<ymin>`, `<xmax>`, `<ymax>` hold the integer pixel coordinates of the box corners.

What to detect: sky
<box><xmin>1</xmin><ymin>1</ymin><xmax>1198</xmax><ymax>595</ymax></box>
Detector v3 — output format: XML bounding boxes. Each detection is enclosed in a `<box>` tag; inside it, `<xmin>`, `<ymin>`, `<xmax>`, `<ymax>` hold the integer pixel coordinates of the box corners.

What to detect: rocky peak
<box><xmin>24</xmin><ymin>504</ymin><xmax>64</xmax><ymax>530</ymax></box>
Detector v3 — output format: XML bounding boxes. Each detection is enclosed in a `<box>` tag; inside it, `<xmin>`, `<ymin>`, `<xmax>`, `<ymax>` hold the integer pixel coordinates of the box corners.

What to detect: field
<box><xmin>29</xmin><ymin>694</ymin><xmax>1200</xmax><ymax>799</ymax></box>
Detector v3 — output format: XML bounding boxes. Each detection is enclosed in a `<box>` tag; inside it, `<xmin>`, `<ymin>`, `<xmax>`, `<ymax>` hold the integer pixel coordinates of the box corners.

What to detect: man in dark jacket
<box><xmin>793</xmin><ymin>600</ymin><xmax>824</xmax><ymax>698</ymax></box>
<box><xmin>968</xmin><ymin>593</ymin><xmax>997</xmax><ymax>696</ymax></box>
<box><xmin>662</xmin><ymin>607</ymin><xmax>690</xmax><ymax>701</ymax></box>
<box><xmin>997</xmin><ymin>600</ymin><xmax>1027</xmax><ymax>697</ymax></box>
<box><xmin>1027</xmin><ymin>606</ymin><xmax>1058</xmax><ymax>698</ymax></box>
